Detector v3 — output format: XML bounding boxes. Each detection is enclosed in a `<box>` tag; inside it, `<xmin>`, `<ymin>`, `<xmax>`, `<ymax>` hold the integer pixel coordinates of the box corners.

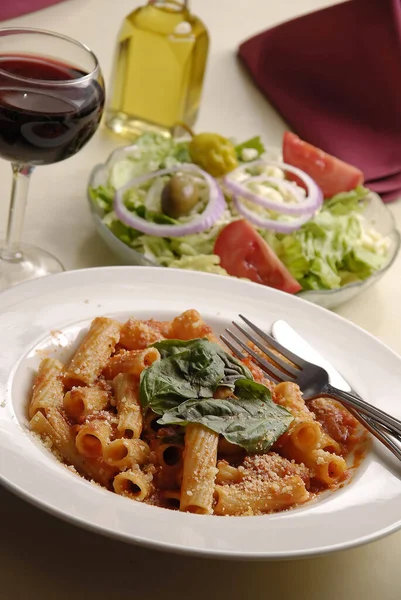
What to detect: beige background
<box><xmin>1</xmin><ymin>1</ymin><xmax>401</xmax><ymax>598</ymax></box>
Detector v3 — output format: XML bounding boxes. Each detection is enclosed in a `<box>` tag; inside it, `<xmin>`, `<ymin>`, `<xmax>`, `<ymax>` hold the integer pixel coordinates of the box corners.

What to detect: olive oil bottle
<box><xmin>106</xmin><ymin>0</ymin><xmax>209</xmax><ymax>139</ymax></box>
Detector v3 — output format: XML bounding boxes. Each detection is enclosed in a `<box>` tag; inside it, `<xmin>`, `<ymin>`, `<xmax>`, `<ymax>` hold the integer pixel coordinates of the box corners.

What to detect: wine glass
<box><xmin>0</xmin><ymin>28</ymin><xmax>105</xmax><ymax>290</ymax></box>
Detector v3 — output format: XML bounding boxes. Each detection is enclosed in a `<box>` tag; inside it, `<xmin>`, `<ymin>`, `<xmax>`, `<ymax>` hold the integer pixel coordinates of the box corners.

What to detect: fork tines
<box><xmin>222</xmin><ymin>316</ymin><xmax>300</xmax><ymax>384</ymax></box>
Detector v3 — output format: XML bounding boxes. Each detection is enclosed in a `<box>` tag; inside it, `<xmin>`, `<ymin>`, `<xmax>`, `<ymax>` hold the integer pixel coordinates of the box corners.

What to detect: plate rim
<box><xmin>1</xmin><ymin>265</ymin><xmax>401</xmax><ymax>560</ymax></box>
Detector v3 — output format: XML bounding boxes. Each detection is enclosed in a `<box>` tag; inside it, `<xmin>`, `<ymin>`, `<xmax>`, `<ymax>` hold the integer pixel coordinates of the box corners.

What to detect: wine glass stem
<box><xmin>0</xmin><ymin>163</ymin><xmax>34</xmax><ymax>262</ymax></box>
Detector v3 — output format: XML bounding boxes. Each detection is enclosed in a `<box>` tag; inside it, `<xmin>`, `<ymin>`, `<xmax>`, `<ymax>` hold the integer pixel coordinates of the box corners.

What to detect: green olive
<box><xmin>161</xmin><ymin>173</ymin><xmax>199</xmax><ymax>219</ymax></box>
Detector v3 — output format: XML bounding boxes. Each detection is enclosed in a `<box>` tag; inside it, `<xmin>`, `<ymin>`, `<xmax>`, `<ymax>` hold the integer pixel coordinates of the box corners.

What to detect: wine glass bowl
<box><xmin>0</xmin><ymin>28</ymin><xmax>105</xmax><ymax>290</ymax></box>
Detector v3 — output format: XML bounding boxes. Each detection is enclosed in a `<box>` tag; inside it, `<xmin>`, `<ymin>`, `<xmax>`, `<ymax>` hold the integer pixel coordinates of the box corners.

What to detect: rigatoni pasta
<box><xmin>155</xmin><ymin>442</ymin><xmax>183</xmax><ymax>469</ymax></box>
<box><xmin>167</xmin><ymin>309</ymin><xmax>214</xmax><ymax>341</ymax></box>
<box><xmin>113</xmin><ymin>466</ymin><xmax>153</xmax><ymax>501</ymax></box>
<box><xmin>120</xmin><ymin>318</ymin><xmax>164</xmax><ymax>350</ymax></box>
<box><xmin>103</xmin><ymin>438</ymin><xmax>150</xmax><ymax>469</ymax></box>
<box><xmin>75</xmin><ymin>418</ymin><xmax>112</xmax><ymax>458</ymax></box>
<box><xmin>274</xmin><ymin>381</ymin><xmax>323</xmax><ymax>452</ymax></box>
<box><xmin>160</xmin><ymin>489</ymin><xmax>181</xmax><ymax>510</ymax></box>
<box><xmin>29</xmin><ymin>358</ymin><xmax>64</xmax><ymax>419</ymax></box>
<box><xmin>112</xmin><ymin>373</ymin><xmax>143</xmax><ymax>439</ymax></box>
<box><xmin>215</xmin><ymin>461</ymin><xmax>243</xmax><ymax>485</ymax></box>
<box><xmin>63</xmin><ymin>317</ymin><xmax>121</xmax><ymax>388</ymax></box>
<box><xmin>180</xmin><ymin>424</ymin><xmax>219</xmax><ymax>514</ymax></box>
<box><xmin>30</xmin><ymin>409</ymin><xmax>116</xmax><ymax>487</ymax></box>
<box><xmin>28</xmin><ymin>310</ymin><xmax>362</xmax><ymax>516</ymax></box>
<box><xmin>214</xmin><ymin>476</ymin><xmax>309</xmax><ymax>516</ymax></box>
<box><xmin>63</xmin><ymin>387</ymin><xmax>109</xmax><ymax>420</ymax></box>
<box><xmin>103</xmin><ymin>347</ymin><xmax>160</xmax><ymax>380</ymax></box>
<box><xmin>320</xmin><ymin>432</ymin><xmax>342</xmax><ymax>455</ymax></box>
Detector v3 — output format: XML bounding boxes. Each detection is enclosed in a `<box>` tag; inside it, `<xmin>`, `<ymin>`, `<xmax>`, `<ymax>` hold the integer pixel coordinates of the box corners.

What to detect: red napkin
<box><xmin>238</xmin><ymin>0</ymin><xmax>401</xmax><ymax>202</ymax></box>
<box><xmin>0</xmin><ymin>0</ymin><xmax>67</xmax><ymax>22</ymax></box>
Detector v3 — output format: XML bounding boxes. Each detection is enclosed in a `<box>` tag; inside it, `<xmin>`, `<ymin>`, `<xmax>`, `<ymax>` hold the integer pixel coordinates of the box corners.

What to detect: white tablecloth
<box><xmin>1</xmin><ymin>1</ymin><xmax>400</xmax><ymax>598</ymax></box>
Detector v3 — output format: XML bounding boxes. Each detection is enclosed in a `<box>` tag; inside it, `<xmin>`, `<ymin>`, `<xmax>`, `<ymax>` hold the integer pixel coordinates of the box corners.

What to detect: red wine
<box><xmin>0</xmin><ymin>55</ymin><xmax>105</xmax><ymax>165</ymax></box>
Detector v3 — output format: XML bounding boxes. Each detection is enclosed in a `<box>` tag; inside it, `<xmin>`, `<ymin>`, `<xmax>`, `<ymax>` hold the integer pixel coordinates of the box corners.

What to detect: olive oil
<box><xmin>106</xmin><ymin>0</ymin><xmax>209</xmax><ymax>139</ymax></box>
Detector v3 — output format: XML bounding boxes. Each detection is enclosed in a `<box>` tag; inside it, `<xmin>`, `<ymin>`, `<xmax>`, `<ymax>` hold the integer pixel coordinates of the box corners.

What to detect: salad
<box><xmin>89</xmin><ymin>131</ymin><xmax>391</xmax><ymax>294</ymax></box>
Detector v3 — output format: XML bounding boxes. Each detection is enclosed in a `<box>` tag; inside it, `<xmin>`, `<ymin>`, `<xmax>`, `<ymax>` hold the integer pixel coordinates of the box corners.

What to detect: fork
<box><xmin>221</xmin><ymin>314</ymin><xmax>401</xmax><ymax>440</ymax></box>
<box><xmin>271</xmin><ymin>319</ymin><xmax>401</xmax><ymax>462</ymax></box>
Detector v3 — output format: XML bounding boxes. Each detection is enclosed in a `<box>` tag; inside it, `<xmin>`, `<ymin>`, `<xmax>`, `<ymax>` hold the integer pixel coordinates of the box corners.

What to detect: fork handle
<box><xmin>324</xmin><ymin>384</ymin><xmax>401</xmax><ymax>439</ymax></box>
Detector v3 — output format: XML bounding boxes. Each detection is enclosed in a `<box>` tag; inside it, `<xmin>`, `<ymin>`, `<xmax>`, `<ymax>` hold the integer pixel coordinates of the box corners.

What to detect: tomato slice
<box><xmin>283</xmin><ymin>132</ymin><xmax>364</xmax><ymax>198</ymax></box>
<box><xmin>214</xmin><ymin>220</ymin><xmax>302</xmax><ymax>294</ymax></box>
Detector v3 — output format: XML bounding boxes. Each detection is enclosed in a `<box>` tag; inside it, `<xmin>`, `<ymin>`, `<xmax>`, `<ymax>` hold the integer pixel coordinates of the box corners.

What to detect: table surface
<box><xmin>1</xmin><ymin>0</ymin><xmax>401</xmax><ymax>598</ymax></box>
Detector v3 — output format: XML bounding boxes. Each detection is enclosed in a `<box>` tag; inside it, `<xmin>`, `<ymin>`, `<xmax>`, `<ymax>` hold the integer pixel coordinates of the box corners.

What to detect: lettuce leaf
<box><xmin>235</xmin><ymin>136</ymin><xmax>265</xmax><ymax>160</ymax></box>
<box><xmin>323</xmin><ymin>185</ymin><xmax>369</xmax><ymax>215</ymax></box>
<box><xmin>161</xmin><ymin>254</ymin><xmax>228</xmax><ymax>275</ymax></box>
<box><xmin>89</xmin><ymin>185</ymin><xmax>114</xmax><ymax>212</ymax></box>
<box><xmin>259</xmin><ymin>186</ymin><xmax>388</xmax><ymax>290</ymax></box>
<box><xmin>90</xmin><ymin>134</ymin><xmax>190</xmax><ymax>214</ymax></box>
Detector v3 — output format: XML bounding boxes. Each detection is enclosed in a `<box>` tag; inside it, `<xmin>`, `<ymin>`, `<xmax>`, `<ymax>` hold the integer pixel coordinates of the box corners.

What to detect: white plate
<box><xmin>1</xmin><ymin>266</ymin><xmax>401</xmax><ymax>560</ymax></box>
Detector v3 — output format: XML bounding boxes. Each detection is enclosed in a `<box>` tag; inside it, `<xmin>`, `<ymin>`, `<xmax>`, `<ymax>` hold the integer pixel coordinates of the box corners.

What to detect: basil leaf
<box><xmin>140</xmin><ymin>344</ymin><xmax>226</xmax><ymax>414</ymax></box>
<box><xmin>216</xmin><ymin>346</ymin><xmax>253</xmax><ymax>388</ymax></box>
<box><xmin>231</xmin><ymin>378</ymin><xmax>274</xmax><ymax>400</ymax></box>
<box><xmin>152</xmin><ymin>338</ymin><xmax>203</xmax><ymax>358</ymax></box>
<box><xmin>158</xmin><ymin>378</ymin><xmax>293</xmax><ymax>452</ymax></box>
<box><xmin>153</xmin><ymin>338</ymin><xmax>253</xmax><ymax>388</ymax></box>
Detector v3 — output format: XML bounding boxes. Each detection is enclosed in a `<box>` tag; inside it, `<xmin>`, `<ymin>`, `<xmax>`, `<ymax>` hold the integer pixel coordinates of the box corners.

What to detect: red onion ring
<box><xmin>233</xmin><ymin>195</ymin><xmax>316</xmax><ymax>233</ymax></box>
<box><xmin>114</xmin><ymin>164</ymin><xmax>226</xmax><ymax>237</ymax></box>
<box><xmin>225</xmin><ymin>160</ymin><xmax>323</xmax><ymax>215</ymax></box>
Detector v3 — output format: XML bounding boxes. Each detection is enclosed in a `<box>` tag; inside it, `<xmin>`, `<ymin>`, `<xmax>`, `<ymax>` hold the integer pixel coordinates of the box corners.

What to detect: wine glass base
<box><xmin>0</xmin><ymin>242</ymin><xmax>64</xmax><ymax>291</ymax></box>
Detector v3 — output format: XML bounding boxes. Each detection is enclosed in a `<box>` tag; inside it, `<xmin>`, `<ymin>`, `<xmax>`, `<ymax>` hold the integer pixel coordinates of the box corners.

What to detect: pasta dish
<box><xmin>28</xmin><ymin>309</ymin><xmax>363</xmax><ymax>516</ymax></box>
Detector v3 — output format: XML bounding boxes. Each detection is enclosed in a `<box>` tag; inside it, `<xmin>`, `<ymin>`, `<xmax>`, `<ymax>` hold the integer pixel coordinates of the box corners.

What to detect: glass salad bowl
<box><xmin>87</xmin><ymin>144</ymin><xmax>401</xmax><ymax>311</ymax></box>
